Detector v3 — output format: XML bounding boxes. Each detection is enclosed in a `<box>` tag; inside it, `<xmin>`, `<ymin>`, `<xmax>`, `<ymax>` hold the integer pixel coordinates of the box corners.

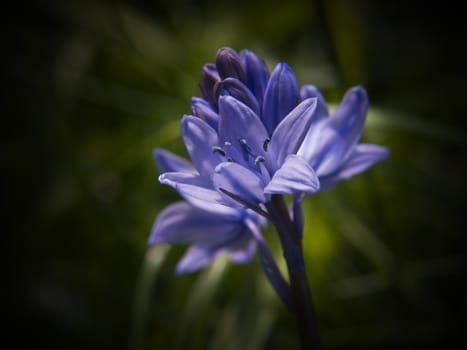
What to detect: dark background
<box><xmin>4</xmin><ymin>0</ymin><xmax>467</xmax><ymax>349</ymax></box>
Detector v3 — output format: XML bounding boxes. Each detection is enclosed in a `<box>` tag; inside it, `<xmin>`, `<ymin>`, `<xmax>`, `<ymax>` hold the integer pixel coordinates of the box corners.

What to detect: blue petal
<box><xmin>298</xmin><ymin>119</ymin><xmax>337</xmax><ymax>175</ymax></box>
<box><xmin>268</xmin><ymin>97</ymin><xmax>318</xmax><ymax>168</ymax></box>
<box><xmin>298</xmin><ymin>86</ymin><xmax>369</xmax><ymax>176</ymax></box>
<box><xmin>218</xmin><ymin>96</ymin><xmax>269</xmax><ymax>161</ymax></box>
<box><xmin>153</xmin><ymin>148</ymin><xmax>195</xmax><ymax>174</ymax></box>
<box><xmin>215</xmin><ymin>47</ymin><xmax>247</xmax><ymax>83</ymax></box>
<box><xmin>300</xmin><ymin>84</ymin><xmax>329</xmax><ymax>120</ymax></box>
<box><xmin>223</xmin><ymin>232</ymin><xmax>258</xmax><ymax>264</ymax></box>
<box><xmin>191</xmin><ymin>97</ymin><xmax>219</xmax><ymax>130</ymax></box>
<box><xmin>216</xmin><ymin>78</ymin><xmax>260</xmax><ymax>115</ymax></box>
<box><xmin>181</xmin><ymin>115</ymin><xmax>223</xmax><ymax>177</ymax></box>
<box><xmin>241</xmin><ymin>49</ymin><xmax>270</xmax><ymax>105</ymax></box>
<box><xmin>331</xmin><ymin>86</ymin><xmax>368</xmax><ymax>147</ymax></box>
<box><xmin>264</xmin><ymin>155</ymin><xmax>320</xmax><ymax>195</ymax></box>
<box><xmin>159</xmin><ymin>172</ymin><xmax>237</xmax><ymax>213</ymax></box>
<box><xmin>213</xmin><ymin>162</ymin><xmax>267</xmax><ymax>205</ymax></box>
<box><xmin>149</xmin><ymin>201</ymin><xmax>243</xmax><ymax>245</ymax></box>
<box><xmin>176</xmin><ymin>245</ymin><xmax>214</xmax><ymax>273</ymax></box>
<box><xmin>159</xmin><ymin>171</ymin><xmax>210</xmax><ymax>190</ymax></box>
<box><xmin>319</xmin><ymin>143</ymin><xmax>390</xmax><ymax>191</ymax></box>
<box><xmin>177</xmin><ymin>235</ymin><xmax>256</xmax><ymax>275</ymax></box>
<box><xmin>262</xmin><ymin>63</ymin><xmax>299</xmax><ymax>135</ymax></box>
<box><xmin>176</xmin><ymin>228</ymin><xmax>257</xmax><ymax>274</ymax></box>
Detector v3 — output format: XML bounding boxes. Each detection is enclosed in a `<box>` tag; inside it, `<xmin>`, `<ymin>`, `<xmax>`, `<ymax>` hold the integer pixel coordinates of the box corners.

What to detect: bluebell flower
<box><xmin>151</xmin><ymin>47</ymin><xmax>388</xmax><ymax>271</ymax></box>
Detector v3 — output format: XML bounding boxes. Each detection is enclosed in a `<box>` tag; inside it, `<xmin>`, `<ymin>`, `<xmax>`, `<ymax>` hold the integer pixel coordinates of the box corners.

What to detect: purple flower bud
<box><xmin>215</xmin><ymin>47</ymin><xmax>247</xmax><ymax>83</ymax></box>
<box><xmin>262</xmin><ymin>63</ymin><xmax>299</xmax><ymax>135</ymax></box>
<box><xmin>199</xmin><ymin>63</ymin><xmax>220</xmax><ymax>109</ymax></box>
<box><xmin>241</xmin><ymin>49</ymin><xmax>270</xmax><ymax>106</ymax></box>
<box><xmin>215</xmin><ymin>78</ymin><xmax>260</xmax><ymax>116</ymax></box>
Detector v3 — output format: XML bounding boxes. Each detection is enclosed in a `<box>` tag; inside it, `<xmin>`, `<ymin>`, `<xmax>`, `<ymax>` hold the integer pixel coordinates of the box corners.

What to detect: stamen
<box><xmin>219</xmin><ymin>188</ymin><xmax>270</xmax><ymax>218</ymax></box>
<box><xmin>239</xmin><ymin>138</ymin><xmax>252</xmax><ymax>161</ymax></box>
<box><xmin>263</xmin><ymin>139</ymin><xmax>270</xmax><ymax>152</ymax></box>
<box><xmin>212</xmin><ymin>146</ymin><xmax>226</xmax><ymax>157</ymax></box>
<box><xmin>255</xmin><ymin>156</ymin><xmax>266</xmax><ymax>165</ymax></box>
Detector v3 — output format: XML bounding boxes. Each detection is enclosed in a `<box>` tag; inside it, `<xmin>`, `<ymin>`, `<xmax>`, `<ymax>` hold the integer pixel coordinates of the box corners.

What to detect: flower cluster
<box><xmin>149</xmin><ymin>47</ymin><xmax>389</xmax><ymax>280</ymax></box>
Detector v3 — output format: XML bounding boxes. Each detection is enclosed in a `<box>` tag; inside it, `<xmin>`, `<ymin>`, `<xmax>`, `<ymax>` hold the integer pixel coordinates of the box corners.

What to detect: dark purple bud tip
<box><xmin>215</xmin><ymin>47</ymin><xmax>247</xmax><ymax>83</ymax></box>
<box><xmin>200</xmin><ymin>63</ymin><xmax>220</xmax><ymax>108</ymax></box>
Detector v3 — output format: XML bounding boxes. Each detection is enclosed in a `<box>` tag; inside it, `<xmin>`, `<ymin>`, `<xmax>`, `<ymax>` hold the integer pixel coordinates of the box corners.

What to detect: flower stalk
<box><xmin>267</xmin><ymin>195</ymin><xmax>322</xmax><ymax>350</ymax></box>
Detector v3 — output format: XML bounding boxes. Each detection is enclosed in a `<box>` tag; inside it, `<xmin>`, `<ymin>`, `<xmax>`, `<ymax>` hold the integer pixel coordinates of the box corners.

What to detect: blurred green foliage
<box><xmin>5</xmin><ymin>0</ymin><xmax>467</xmax><ymax>349</ymax></box>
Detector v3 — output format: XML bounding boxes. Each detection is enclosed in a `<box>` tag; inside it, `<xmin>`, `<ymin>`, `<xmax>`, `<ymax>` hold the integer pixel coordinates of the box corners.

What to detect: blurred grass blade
<box><xmin>367</xmin><ymin>107</ymin><xmax>467</xmax><ymax>146</ymax></box>
<box><xmin>206</xmin><ymin>262</ymin><xmax>281</xmax><ymax>350</ymax></box>
<box><xmin>243</xmin><ymin>273</ymin><xmax>279</xmax><ymax>350</ymax></box>
<box><xmin>323</xmin><ymin>196</ymin><xmax>393</xmax><ymax>268</ymax></box>
<box><xmin>177</xmin><ymin>256</ymin><xmax>229</xmax><ymax>349</ymax></box>
<box><xmin>130</xmin><ymin>245</ymin><xmax>171</xmax><ymax>350</ymax></box>
<box><xmin>332</xmin><ymin>272</ymin><xmax>390</xmax><ymax>298</ymax></box>
<box><xmin>117</xmin><ymin>6</ymin><xmax>181</xmax><ymax>64</ymax></box>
